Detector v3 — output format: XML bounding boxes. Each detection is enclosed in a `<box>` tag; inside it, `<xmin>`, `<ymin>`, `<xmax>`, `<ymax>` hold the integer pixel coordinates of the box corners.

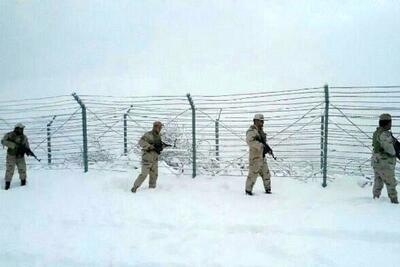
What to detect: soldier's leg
<box><xmin>5</xmin><ymin>155</ymin><xmax>17</xmax><ymax>182</ymax></box>
<box><xmin>246</xmin><ymin>160</ymin><xmax>261</xmax><ymax>192</ymax></box>
<box><xmin>16</xmin><ymin>157</ymin><xmax>27</xmax><ymax>182</ymax></box>
<box><xmin>149</xmin><ymin>161</ymin><xmax>159</xmax><ymax>188</ymax></box>
<box><xmin>380</xmin><ymin>169</ymin><xmax>398</xmax><ymax>200</ymax></box>
<box><xmin>372</xmin><ymin>169</ymin><xmax>384</xmax><ymax>198</ymax></box>
<box><xmin>260</xmin><ymin>161</ymin><xmax>271</xmax><ymax>192</ymax></box>
<box><xmin>132</xmin><ymin>163</ymin><xmax>151</xmax><ymax>191</ymax></box>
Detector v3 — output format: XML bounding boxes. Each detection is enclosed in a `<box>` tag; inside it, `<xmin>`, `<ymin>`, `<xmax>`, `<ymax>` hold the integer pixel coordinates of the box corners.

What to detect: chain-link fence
<box><xmin>1</xmin><ymin>85</ymin><xmax>399</xmax><ymax>184</ymax></box>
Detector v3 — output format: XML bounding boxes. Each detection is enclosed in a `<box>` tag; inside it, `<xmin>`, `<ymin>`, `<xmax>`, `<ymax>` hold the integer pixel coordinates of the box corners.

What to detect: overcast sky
<box><xmin>1</xmin><ymin>0</ymin><xmax>400</xmax><ymax>99</ymax></box>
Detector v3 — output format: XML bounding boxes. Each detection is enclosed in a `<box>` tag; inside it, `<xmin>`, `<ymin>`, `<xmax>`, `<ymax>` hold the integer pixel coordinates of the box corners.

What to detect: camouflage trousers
<box><xmin>132</xmin><ymin>157</ymin><xmax>159</xmax><ymax>190</ymax></box>
<box><xmin>4</xmin><ymin>154</ymin><xmax>27</xmax><ymax>182</ymax></box>
<box><xmin>373</xmin><ymin>168</ymin><xmax>397</xmax><ymax>200</ymax></box>
<box><xmin>246</xmin><ymin>159</ymin><xmax>271</xmax><ymax>192</ymax></box>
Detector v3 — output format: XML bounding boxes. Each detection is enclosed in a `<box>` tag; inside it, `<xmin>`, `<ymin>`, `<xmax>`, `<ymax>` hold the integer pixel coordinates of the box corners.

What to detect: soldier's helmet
<box><xmin>253</xmin><ymin>114</ymin><xmax>264</xmax><ymax>121</ymax></box>
<box><xmin>15</xmin><ymin>123</ymin><xmax>25</xmax><ymax>129</ymax></box>
<box><xmin>379</xmin><ymin>113</ymin><xmax>392</xmax><ymax>121</ymax></box>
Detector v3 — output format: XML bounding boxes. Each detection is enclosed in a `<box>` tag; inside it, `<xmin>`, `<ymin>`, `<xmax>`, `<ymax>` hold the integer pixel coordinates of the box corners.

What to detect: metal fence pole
<box><xmin>47</xmin><ymin>116</ymin><xmax>56</xmax><ymax>165</ymax></box>
<box><xmin>186</xmin><ymin>94</ymin><xmax>196</xmax><ymax>178</ymax></box>
<box><xmin>215</xmin><ymin>109</ymin><xmax>222</xmax><ymax>161</ymax></box>
<box><xmin>322</xmin><ymin>84</ymin><xmax>329</xmax><ymax>187</ymax></box>
<box><xmin>320</xmin><ymin>115</ymin><xmax>324</xmax><ymax>174</ymax></box>
<box><xmin>72</xmin><ymin>93</ymin><xmax>89</xmax><ymax>173</ymax></box>
<box><xmin>124</xmin><ymin>105</ymin><xmax>133</xmax><ymax>156</ymax></box>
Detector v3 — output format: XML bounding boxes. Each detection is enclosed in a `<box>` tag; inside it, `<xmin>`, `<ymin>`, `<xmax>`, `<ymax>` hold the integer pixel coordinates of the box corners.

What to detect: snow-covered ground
<box><xmin>0</xmin><ymin>168</ymin><xmax>399</xmax><ymax>267</ymax></box>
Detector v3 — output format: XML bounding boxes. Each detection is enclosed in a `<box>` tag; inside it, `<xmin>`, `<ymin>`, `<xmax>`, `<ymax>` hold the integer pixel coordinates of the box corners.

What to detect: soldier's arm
<box><xmin>1</xmin><ymin>133</ymin><xmax>16</xmax><ymax>149</ymax></box>
<box><xmin>379</xmin><ymin>131</ymin><xmax>396</xmax><ymax>156</ymax></box>
<box><xmin>138</xmin><ymin>133</ymin><xmax>154</xmax><ymax>151</ymax></box>
<box><xmin>246</xmin><ymin>129</ymin><xmax>263</xmax><ymax>151</ymax></box>
<box><xmin>24</xmin><ymin>136</ymin><xmax>30</xmax><ymax>149</ymax></box>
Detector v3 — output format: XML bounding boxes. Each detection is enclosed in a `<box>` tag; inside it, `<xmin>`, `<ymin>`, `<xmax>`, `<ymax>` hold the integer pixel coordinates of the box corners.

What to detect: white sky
<box><xmin>1</xmin><ymin>0</ymin><xmax>400</xmax><ymax>99</ymax></box>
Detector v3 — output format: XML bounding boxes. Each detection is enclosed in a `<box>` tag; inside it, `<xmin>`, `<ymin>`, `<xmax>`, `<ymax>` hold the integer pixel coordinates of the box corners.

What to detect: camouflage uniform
<box><xmin>371</xmin><ymin>114</ymin><xmax>397</xmax><ymax>202</ymax></box>
<box><xmin>132</xmin><ymin>130</ymin><xmax>162</xmax><ymax>191</ymax></box>
<box><xmin>1</xmin><ymin>130</ymin><xmax>30</xmax><ymax>183</ymax></box>
<box><xmin>245</xmin><ymin>125</ymin><xmax>271</xmax><ymax>193</ymax></box>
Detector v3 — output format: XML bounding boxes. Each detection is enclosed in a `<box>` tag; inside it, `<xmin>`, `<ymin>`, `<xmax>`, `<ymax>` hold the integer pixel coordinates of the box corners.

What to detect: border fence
<box><xmin>1</xmin><ymin>85</ymin><xmax>399</xmax><ymax>185</ymax></box>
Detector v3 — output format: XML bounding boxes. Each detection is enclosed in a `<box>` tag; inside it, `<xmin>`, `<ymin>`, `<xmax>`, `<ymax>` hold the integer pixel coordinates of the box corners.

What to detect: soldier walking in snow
<box><xmin>245</xmin><ymin>114</ymin><xmax>274</xmax><ymax>195</ymax></box>
<box><xmin>131</xmin><ymin>121</ymin><xmax>166</xmax><ymax>193</ymax></box>
<box><xmin>371</xmin><ymin>113</ymin><xmax>399</xmax><ymax>204</ymax></box>
<box><xmin>1</xmin><ymin>123</ymin><xmax>31</xmax><ymax>190</ymax></box>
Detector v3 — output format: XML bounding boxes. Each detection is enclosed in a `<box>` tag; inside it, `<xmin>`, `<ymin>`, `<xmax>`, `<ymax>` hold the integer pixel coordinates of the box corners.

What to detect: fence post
<box><xmin>186</xmin><ymin>94</ymin><xmax>196</xmax><ymax>178</ymax></box>
<box><xmin>320</xmin><ymin>115</ymin><xmax>324</xmax><ymax>174</ymax></box>
<box><xmin>124</xmin><ymin>105</ymin><xmax>133</xmax><ymax>156</ymax></box>
<box><xmin>47</xmin><ymin>116</ymin><xmax>56</xmax><ymax>165</ymax></box>
<box><xmin>215</xmin><ymin>109</ymin><xmax>222</xmax><ymax>161</ymax></box>
<box><xmin>322</xmin><ymin>84</ymin><xmax>329</xmax><ymax>187</ymax></box>
<box><xmin>72</xmin><ymin>93</ymin><xmax>89</xmax><ymax>173</ymax></box>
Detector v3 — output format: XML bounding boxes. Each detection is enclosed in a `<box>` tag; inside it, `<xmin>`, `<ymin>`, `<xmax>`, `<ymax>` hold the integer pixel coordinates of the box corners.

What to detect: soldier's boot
<box><xmin>149</xmin><ymin>185</ymin><xmax>156</xmax><ymax>189</ymax></box>
<box><xmin>21</xmin><ymin>180</ymin><xmax>26</xmax><ymax>186</ymax></box>
<box><xmin>131</xmin><ymin>187</ymin><xmax>138</xmax><ymax>193</ymax></box>
<box><xmin>245</xmin><ymin>190</ymin><xmax>253</xmax><ymax>196</ymax></box>
<box><xmin>265</xmin><ymin>189</ymin><xmax>271</xmax><ymax>194</ymax></box>
<box><xmin>390</xmin><ymin>197</ymin><xmax>399</xmax><ymax>204</ymax></box>
<box><xmin>5</xmin><ymin>181</ymin><xmax>10</xmax><ymax>190</ymax></box>
<box><xmin>373</xmin><ymin>194</ymin><xmax>380</xmax><ymax>199</ymax></box>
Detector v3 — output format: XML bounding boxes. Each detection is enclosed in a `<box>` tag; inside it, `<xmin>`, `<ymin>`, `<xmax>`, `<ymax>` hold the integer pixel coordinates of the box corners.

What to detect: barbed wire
<box><xmin>0</xmin><ymin>86</ymin><xmax>399</xmax><ymax>179</ymax></box>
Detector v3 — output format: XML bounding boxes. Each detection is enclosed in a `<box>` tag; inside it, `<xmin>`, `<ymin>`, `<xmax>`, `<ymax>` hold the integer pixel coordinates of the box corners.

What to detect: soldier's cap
<box><xmin>379</xmin><ymin>113</ymin><xmax>392</xmax><ymax>121</ymax></box>
<box><xmin>253</xmin><ymin>114</ymin><xmax>264</xmax><ymax>121</ymax></box>
<box><xmin>153</xmin><ymin>121</ymin><xmax>163</xmax><ymax>127</ymax></box>
<box><xmin>14</xmin><ymin>123</ymin><xmax>25</xmax><ymax>129</ymax></box>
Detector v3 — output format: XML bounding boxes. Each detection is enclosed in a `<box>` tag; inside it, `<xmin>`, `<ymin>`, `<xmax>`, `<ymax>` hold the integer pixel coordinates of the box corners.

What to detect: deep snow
<box><xmin>0</xmin><ymin>168</ymin><xmax>399</xmax><ymax>267</ymax></box>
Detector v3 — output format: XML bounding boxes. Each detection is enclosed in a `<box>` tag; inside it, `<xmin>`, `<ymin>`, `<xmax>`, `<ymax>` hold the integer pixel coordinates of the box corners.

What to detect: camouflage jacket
<box><xmin>1</xmin><ymin>131</ymin><xmax>30</xmax><ymax>157</ymax></box>
<box><xmin>372</xmin><ymin>127</ymin><xmax>396</xmax><ymax>170</ymax></box>
<box><xmin>138</xmin><ymin>130</ymin><xmax>162</xmax><ymax>162</ymax></box>
<box><xmin>246</xmin><ymin>125</ymin><xmax>266</xmax><ymax>162</ymax></box>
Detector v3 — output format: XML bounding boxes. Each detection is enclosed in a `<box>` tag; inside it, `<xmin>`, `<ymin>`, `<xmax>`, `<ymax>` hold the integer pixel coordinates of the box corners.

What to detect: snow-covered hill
<box><xmin>0</xmin><ymin>168</ymin><xmax>399</xmax><ymax>266</ymax></box>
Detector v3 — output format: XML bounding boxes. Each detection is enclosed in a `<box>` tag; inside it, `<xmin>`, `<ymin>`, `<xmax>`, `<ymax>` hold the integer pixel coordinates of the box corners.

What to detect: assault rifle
<box><xmin>391</xmin><ymin>134</ymin><xmax>400</xmax><ymax>160</ymax></box>
<box><xmin>17</xmin><ymin>145</ymin><xmax>41</xmax><ymax>162</ymax></box>
<box><xmin>255</xmin><ymin>136</ymin><xmax>276</xmax><ymax>160</ymax></box>
<box><xmin>154</xmin><ymin>142</ymin><xmax>172</xmax><ymax>155</ymax></box>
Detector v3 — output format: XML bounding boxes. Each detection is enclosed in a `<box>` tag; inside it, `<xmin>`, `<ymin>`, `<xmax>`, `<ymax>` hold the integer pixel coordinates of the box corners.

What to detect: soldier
<box><xmin>371</xmin><ymin>113</ymin><xmax>398</xmax><ymax>204</ymax></box>
<box><xmin>1</xmin><ymin>123</ymin><xmax>30</xmax><ymax>190</ymax></box>
<box><xmin>131</xmin><ymin>121</ymin><xmax>166</xmax><ymax>193</ymax></box>
<box><xmin>245</xmin><ymin>114</ymin><xmax>274</xmax><ymax>195</ymax></box>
